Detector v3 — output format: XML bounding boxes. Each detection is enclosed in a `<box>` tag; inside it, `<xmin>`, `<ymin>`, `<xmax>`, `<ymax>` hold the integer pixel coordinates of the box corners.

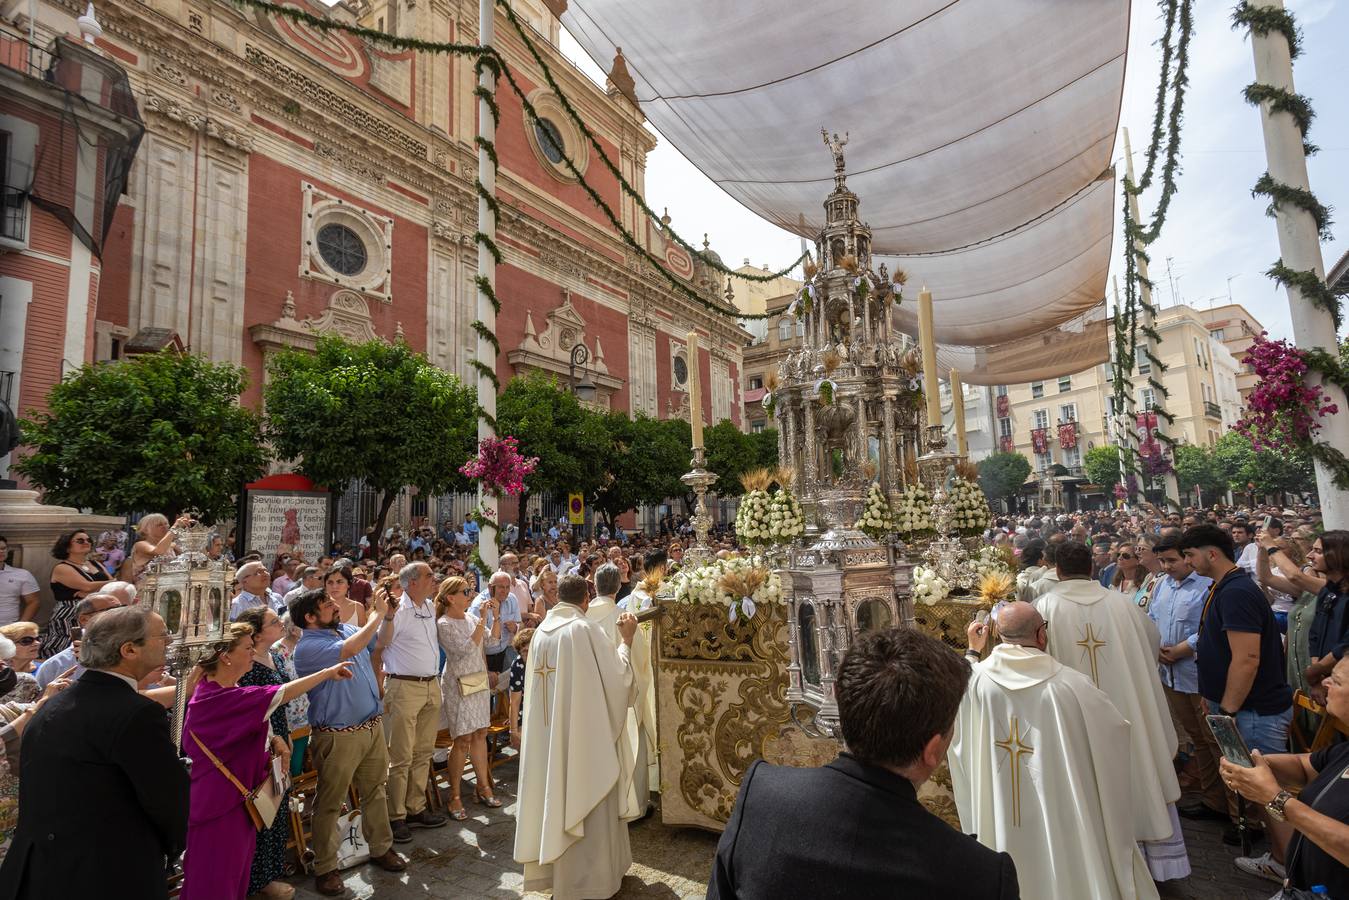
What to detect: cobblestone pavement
<box><xmin>287</xmin><ymin>761</ymin><xmax>1279</xmax><ymax>899</ymax></box>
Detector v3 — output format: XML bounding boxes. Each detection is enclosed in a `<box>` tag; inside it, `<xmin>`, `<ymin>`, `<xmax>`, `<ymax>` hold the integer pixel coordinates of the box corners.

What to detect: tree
<box><xmin>1213</xmin><ymin>431</ymin><xmax>1315</xmax><ymax>503</ymax></box>
<box><xmin>977</xmin><ymin>451</ymin><xmax>1032</xmax><ymax>509</ymax></box>
<box><xmin>749</xmin><ymin>427</ymin><xmax>780</xmax><ymax>471</ymax></box>
<box><xmin>591</xmin><ymin>412</ymin><xmax>689</xmax><ymax>528</ymax></box>
<box><xmin>263</xmin><ymin>336</ymin><xmax>476</xmax><ymax>541</ymax></box>
<box><xmin>496</xmin><ymin>371</ymin><xmax>608</xmax><ymax>542</ymax></box>
<box><xmin>1083</xmin><ymin>445</ymin><xmax>1122</xmax><ymax>490</ymax></box>
<box><xmin>15</xmin><ymin>350</ymin><xmax>267</xmax><ymax>521</ymax></box>
<box><xmin>1173</xmin><ymin>443</ymin><xmax>1226</xmax><ymax>503</ymax></box>
<box><xmin>703</xmin><ymin>419</ymin><xmax>759</xmax><ymax>500</ymax></box>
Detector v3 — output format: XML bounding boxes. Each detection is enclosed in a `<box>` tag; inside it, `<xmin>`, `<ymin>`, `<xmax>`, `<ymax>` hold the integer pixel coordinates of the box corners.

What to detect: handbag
<box><xmin>458</xmin><ymin>670</ymin><xmax>490</xmax><ymax>696</ymax></box>
<box><xmin>335</xmin><ymin>810</ymin><xmax>371</xmax><ymax>869</ymax></box>
<box><xmin>190</xmin><ymin>731</ymin><xmax>285</xmax><ymax>832</ymax></box>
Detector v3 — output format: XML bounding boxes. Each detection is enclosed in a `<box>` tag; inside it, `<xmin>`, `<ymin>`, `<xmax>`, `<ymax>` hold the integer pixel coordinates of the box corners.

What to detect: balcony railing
<box><xmin>1204</xmin><ymin>400</ymin><xmax>1221</xmax><ymax>420</ymax></box>
<box><xmin>0</xmin><ymin>25</ymin><xmax>55</xmax><ymax>81</ymax></box>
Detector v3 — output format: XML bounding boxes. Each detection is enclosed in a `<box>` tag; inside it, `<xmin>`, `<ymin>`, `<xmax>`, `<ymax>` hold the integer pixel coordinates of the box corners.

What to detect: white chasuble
<box><xmin>515</xmin><ymin>603</ymin><xmax>637</xmax><ymax>899</ymax></box>
<box><xmin>1035</xmin><ymin>579</ymin><xmax>1180</xmax><ymax>842</ymax></box>
<box><xmin>949</xmin><ymin>645</ymin><xmax>1158</xmax><ymax>900</ymax></box>
<box><xmin>585</xmin><ymin>596</ymin><xmax>643</xmax><ymax>819</ymax></box>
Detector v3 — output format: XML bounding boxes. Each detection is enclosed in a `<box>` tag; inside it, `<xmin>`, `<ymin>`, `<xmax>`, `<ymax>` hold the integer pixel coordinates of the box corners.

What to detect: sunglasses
<box><xmin>15</xmin><ymin>636</ymin><xmax>39</xmax><ymax>646</ymax></box>
<box><xmin>72</xmin><ymin>537</ymin><xmax>92</xmax><ymax>545</ymax></box>
<box><xmin>1118</xmin><ymin>554</ymin><xmax>1135</xmax><ymax>560</ymax></box>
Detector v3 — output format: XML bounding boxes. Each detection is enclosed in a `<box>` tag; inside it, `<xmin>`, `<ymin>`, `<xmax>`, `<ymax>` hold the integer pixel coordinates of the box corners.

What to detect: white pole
<box><xmin>1123</xmin><ymin>128</ymin><xmax>1181</xmax><ymax>509</ymax></box>
<box><xmin>476</xmin><ymin>0</ymin><xmax>499</xmax><ymax>570</ymax></box>
<box><xmin>1245</xmin><ymin>1</ymin><xmax>1348</xmax><ymax>529</ymax></box>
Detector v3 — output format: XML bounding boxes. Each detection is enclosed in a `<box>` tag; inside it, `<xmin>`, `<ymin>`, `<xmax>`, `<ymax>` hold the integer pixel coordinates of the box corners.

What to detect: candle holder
<box><xmin>680</xmin><ymin>446</ymin><xmax>718</xmax><ymax>569</ymax></box>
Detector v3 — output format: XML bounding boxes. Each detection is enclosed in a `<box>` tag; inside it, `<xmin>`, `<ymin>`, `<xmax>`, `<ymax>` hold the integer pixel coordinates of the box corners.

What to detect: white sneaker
<box><xmin>1235</xmin><ymin>851</ymin><xmax>1286</xmax><ymax>884</ymax></box>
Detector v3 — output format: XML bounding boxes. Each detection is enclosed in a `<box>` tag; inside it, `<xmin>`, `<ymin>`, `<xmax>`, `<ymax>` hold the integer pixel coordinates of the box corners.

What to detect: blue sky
<box><xmin>560</xmin><ymin>0</ymin><xmax>1347</xmax><ymax>343</ymax></box>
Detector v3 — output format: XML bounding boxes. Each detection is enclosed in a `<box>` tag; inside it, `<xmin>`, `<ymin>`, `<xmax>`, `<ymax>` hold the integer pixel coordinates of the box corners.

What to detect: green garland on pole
<box><xmin>1251</xmin><ymin>173</ymin><xmax>1333</xmax><ymax>240</ymax></box>
<box><xmin>1242</xmin><ymin>84</ymin><xmax>1314</xmax><ymax>137</ymax></box>
<box><xmin>1231</xmin><ymin>0</ymin><xmax>1301</xmax><ymax>58</ymax></box>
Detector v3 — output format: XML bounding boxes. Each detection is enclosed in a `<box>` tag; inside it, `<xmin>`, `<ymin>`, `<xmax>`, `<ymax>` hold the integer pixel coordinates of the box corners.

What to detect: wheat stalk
<box><xmin>803</xmin><ymin>260</ymin><xmax>819</xmax><ymax>279</ymax></box>
<box><xmin>955</xmin><ymin>460</ymin><xmax>979</xmax><ymax>482</ymax></box>
<box><xmin>892</xmin><ymin>268</ymin><xmax>908</xmax><ymax>286</ymax></box>
<box><xmin>822</xmin><ymin>350</ymin><xmax>841</xmax><ymax>374</ymax></box>
<box><xmin>740</xmin><ymin>467</ymin><xmax>773</xmax><ymax>493</ymax></box>
<box><xmin>977</xmin><ymin>571</ymin><xmax>1015</xmax><ymax>606</ymax></box>
<box><xmin>839</xmin><ymin>254</ymin><xmax>859</xmax><ymax>273</ymax></box>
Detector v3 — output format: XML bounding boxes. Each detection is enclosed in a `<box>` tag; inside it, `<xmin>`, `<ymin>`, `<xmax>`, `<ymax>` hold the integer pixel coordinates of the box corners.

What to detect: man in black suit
<box><xmin>707</xmin><ymin>628</ymin><xmax>1019</xmax><ymax>899</ymax></box>
<box><xmin>0</xmin><ymin>605</ymin><xmax>189</xmax><ymax>900</ymax></box>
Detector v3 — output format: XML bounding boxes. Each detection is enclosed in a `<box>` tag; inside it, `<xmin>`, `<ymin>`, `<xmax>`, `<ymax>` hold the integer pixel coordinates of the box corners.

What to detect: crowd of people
<box><xmin>0</xmin><ymin>499</ymin><xmax>1345</xmax><ymax>899</ymax></box>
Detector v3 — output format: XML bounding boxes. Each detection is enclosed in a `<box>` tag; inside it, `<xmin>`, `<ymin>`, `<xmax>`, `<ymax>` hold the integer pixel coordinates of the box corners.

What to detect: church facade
<box><xmin>1</xmin><ymin>0</ymin><xmax>747</xmax><ymax>508</ymax></box>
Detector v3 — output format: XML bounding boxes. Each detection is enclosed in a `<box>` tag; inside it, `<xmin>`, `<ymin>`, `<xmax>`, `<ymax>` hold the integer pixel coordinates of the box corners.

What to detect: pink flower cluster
<box><xmin>1234</xmin><ymin>333</ymin><xmax>1338</xmax><ymax>451</ymax></box>
<box><xmin>459</xmin><ymin>436</ymin><xmax>539</xmax><ymax>496</ymax></box>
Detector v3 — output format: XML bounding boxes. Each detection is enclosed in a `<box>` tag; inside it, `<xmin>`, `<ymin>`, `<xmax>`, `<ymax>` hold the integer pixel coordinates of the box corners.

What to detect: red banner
<box><xmin>996</xmin><ymin>395</ymin><xmax>1010</xmax><ymax>418</ymax></box>
<box><xmin>1058</xmin><ymin>421</ymin><xmax>1077</xmax><ymax>449</ymax></box>
<box><xmin>1136</xmin><ymin>412</ymin><xmax>1157</xmax><ymax>432</ymax></box>
<box><xmin>1000</xmin><ymin>436</ymin><xmax>1015</xmax><ymax>453</ymax></box>
<box><xmin>1031</xmin><ymin>428</ymin><xmax>1049</xmax><ymax>455</ymax></box>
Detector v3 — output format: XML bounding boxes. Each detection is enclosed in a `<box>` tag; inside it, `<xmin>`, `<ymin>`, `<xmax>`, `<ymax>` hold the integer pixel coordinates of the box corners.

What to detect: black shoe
<box><xmin>389</xmin><ymin>818</ymin><xmax>413</xmax><ymax>843</ymax></box>
<box><xmin>1178</xmin><ymin>802</ymin><xmax>1229</xmax><ymax>821</ymax></box>
<box><xmin>406</xmin><ymin>809</ymin><xmax>448</xmax><ymax>829</ymax></box>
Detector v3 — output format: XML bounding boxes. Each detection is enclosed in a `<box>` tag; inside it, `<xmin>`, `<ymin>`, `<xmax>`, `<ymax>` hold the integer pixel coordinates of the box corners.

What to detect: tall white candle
<box><xmin>686</xmin><ymin>330</ymin><xmax>704</xmax><ymax>449</ymax></box>
<box><xmin>918</xmin><ymin>287</ymin><xmax>940</xmax><ymax>426</ymax></box>
<box><xmin>951</xmin><ymin>368</ymin><xmax>968</xmax><ymax>456</ymax></box>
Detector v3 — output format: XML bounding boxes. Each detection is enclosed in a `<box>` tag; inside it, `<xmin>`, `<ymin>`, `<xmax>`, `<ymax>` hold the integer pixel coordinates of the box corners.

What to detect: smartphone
<box><xmin>68</xmin><ymin>626</ymin><xmax>83</xmax><ymax>643</ymax></box>
<box><xmin>1206</xmin><ymin>714</ymin><xmax>1254</xmax><ymax>767</ymax></box>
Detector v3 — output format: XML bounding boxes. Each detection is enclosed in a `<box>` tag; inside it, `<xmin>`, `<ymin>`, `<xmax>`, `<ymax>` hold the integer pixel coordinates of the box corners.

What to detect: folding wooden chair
<box><xmin>1289</xmin><ymin>689</ymin><xmax>1349</xmax><ymax>753</ymax></box>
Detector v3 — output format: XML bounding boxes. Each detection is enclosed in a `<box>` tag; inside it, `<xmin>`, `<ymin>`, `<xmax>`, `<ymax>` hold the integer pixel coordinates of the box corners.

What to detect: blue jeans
<box><xmin>1207</xmin><ymin>700</ymin><xmax>1292</xmax><ymax>754</ymax></box>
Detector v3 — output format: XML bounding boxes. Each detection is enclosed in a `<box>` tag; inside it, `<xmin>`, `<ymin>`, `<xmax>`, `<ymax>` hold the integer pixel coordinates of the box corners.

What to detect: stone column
<box><xmin>782</xmin><ymin>403</ymin><xmax>796</xmax><ymax>487</ymax></box>
<box><xmin>881</xmin><ymin>394</ymin><xmax>897</xmax><ymax>493</ymax></box>
<box><xmin>802</xmin><ymin>396</ymin><xmax>817</xmax><ymax>490</ymax></box>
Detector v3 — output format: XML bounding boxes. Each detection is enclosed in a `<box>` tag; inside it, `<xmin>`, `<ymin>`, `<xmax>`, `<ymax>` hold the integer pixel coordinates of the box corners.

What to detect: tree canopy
<box><xmin>1083</xmin><ymin>445</ymin><xmax>1122</xmax><ymax>489</ymax></box>
<box><xmin>15</xmin><ymin>350</ymin><xmax>267</xmax><ymax>521</ymax></box>
<box><xmin>1174</xmin><ymin>443</ymin><xmax>1227</xmax><ymax>502</ymax></box>
<box><xmin>263</xmin><ymin>335</ymin><xmax>477</xmax><ymax>539</ymax></box>
<box><xmin>976</xmin><ymin>451</ymin><xmax>1032</xmax><ymax>508</ymax></box>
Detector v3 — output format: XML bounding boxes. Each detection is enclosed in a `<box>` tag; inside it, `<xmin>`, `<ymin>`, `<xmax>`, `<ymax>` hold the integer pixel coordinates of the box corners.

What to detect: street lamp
<box><xmin>569</xmin><ymin>342</ymin><xmax>596</xmax><ymax>404</ymax></box>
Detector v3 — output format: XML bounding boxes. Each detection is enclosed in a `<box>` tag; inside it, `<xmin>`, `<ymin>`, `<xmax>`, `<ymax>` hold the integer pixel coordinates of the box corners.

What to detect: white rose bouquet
<box><xmin>973</xmin><ymin>544</ymin><xmax>1012</xmax><ymax>580</ymax></box>
<box><xmin>911</xmin><ymin>565</ymin><xmax>951</xmax><ymax>606</ymax></box>
<box><xmin>949</xmin><ymin>477</ymin><xmax>991</xmax><ymax>536</ymax></box>
<box><xmin>855</xmin><ymin>482</ymin><xmax>895</xmax><ymax>539</ymax></box>
<box><xmin>735</xmin><ymin>488</ymin><xmax>774</xmax><ymax>548</ymax></box>
<box><xmin>668</xmin><ymin>555</ymin><xmax>783</xmax><ymax>623</ymax></box>
<box><xmin>767</xmin><ymin>488</ymin><xmax>805</xmax><ymax>543</ymax></box>
<box><xmin>894</xmin><ymin>483</ymin><xmax>933</xmax><ymax>537</ymax></box>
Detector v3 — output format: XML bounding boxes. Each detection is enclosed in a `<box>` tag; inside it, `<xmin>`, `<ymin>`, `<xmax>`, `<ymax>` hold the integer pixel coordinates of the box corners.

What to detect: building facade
<box><xmin>1</xmin><ymin>0</ymin><xmax>748</xmax><ymax>527</ymax></box>
<box><xmin>1199</xmin><ymin>302</ymin><xmax>1265</xmax><ymax>405</ymax></box>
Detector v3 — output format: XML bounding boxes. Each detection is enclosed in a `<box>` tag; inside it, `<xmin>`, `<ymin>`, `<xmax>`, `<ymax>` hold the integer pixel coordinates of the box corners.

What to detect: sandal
<box><xmin>475</xmin><ymin>788</ymin><xmax>503</xmax><ymax>808</ymax></box>
<box><xmin>447</xmin><ymin>797</ymin><xmax>469</xmax><ymax>821</ymax></box>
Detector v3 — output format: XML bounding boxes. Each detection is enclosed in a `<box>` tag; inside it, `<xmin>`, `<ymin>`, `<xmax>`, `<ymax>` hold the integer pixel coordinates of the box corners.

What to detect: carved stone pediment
<box><xmin>516</xmin><ymin>290</ymin><xmax>609</xmax><ymax>376</ymax></box>
<box><xmin>250</xmin><ymin>289</ymin><xmax>381</xmax><ymax>357</ymax></box>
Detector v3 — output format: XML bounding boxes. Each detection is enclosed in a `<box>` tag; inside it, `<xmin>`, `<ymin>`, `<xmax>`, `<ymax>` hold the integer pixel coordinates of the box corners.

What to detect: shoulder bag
<box><xmin>190</xmin><ymin>731</ymin><xmax>284</xmax><ymax>831</ymax></box>
<box><xmin>458</xmin><ymin>670</ymin><xmax>490</xmax><ymax>696</ymax></box>
<box><xmin>1276</xmin><ymin>755</ymin><xmax>1349</xmax><ymax>899</ymax></box>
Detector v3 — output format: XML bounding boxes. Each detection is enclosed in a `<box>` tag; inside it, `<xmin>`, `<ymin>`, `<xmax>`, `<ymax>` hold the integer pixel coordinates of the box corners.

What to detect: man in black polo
<box><xmin>1177</xmin><ymin>524</ymin><xmax>1293</xmax><ymax>878</ymax></box>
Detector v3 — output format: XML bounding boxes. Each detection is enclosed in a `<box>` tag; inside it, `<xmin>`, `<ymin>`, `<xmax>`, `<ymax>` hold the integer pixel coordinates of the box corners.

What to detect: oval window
<box><xmin>672</xmin><ymin>354</ymin><xmax>689</xmax><ymax>386</ymax></box>
<box><xmin>534</xmin><ymin>118</ymin><xmax>566</xmax><ymax>165</ymax></box>
<box><xmin>316</xmin><ymin>222</ymin><xmax>368</xmax><ymax>276</ymax></box>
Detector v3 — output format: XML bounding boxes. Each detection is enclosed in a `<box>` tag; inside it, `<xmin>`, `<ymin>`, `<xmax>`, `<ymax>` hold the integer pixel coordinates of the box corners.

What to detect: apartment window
<box><xmin>1059</xmin><ymin>403</ymin><xmax>1077</xmax><ymax>423</ymax></box>
<box><xmin>778</xmin><ymin>317</ymin><xmax>792</xmax><ymax>341</ymax></box>
<box><xmin>751</xmin><ymin>420</ymin><xmax>766</xmax><ymax>433</ymax></box>
<box><xmin>1057</xmin><ymin>375</ymin><xmax>1072</xmax><ymax>393</ymax></box>
<box><xmin>1137</xmin><ymin>345</ymin><xmax>1151</xmax><ymax>375</ymax></box>
<box><xmin>749</xmin><ymin>376</ymin><xmax>763</xmax><ymax>391</ymax></box>
<box><xmin>995</xmin><ymin>384</ymin><xmax>1008</xmax><ymax>398</ymax></box>
<box><xmin>1140</xmin><ymin>388</ymin><xmax>1156</xmax><ymax>410</ymax></box>
<box><xmin>1035</xmin><ymin>451</ymin><xmax>1053</xmax><ymax>471</ymax></box>
<box><xmin>1</xmin><ymin>130</ymin><xmax>31</xmax><ymax>245</ymax></box>
<box><xmin>795</xmin><ymin>319</ymin><xmax>804</xmax><ymax>338</ymax></box>
<box><xmin>1031</xmin><ymin>381</ymin><xmax>1044</xmax><ymax>399</ymax></box>
<box><xmin>1212</xmin><ymin>328</ymin><xmax>1226</xmax><ymax>342</ymax></box>
<box><xmin>1062</xmin><ymin>445</ymin><xmax>1081</xmax><ymax>467</ymax></box>
<box><xmin>1033</xmin><ymin>409</ymin><xmax>1049</xmax><ymax>430</ymax></box>
<box><xmin>999</xmin><ymin>417</ymin><xmax>1013</xmax><ymax>439</ymax></box>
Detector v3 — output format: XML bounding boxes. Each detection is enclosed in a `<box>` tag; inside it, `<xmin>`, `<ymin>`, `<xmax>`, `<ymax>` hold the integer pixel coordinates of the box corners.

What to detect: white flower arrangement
<box><xmin>973</xmin><ymin>544</ymin><xmax>1013</xmax><ymax>580</ymax></box>
<box><xmin>855</xmin><ymin>482</ymin><xmax>895</xmax><ymax>539</ymax></box>
<box><xmin>767</xmin><ymin>488</ymin><xmax>806</xmax><ymax>543</ymax></box>
<box><xmin>949</xmin><ymin>477</ymin><xmax>992</xmax><ymax>536</ymax></box>
<box><xmin>911</xmin><ymin>565</ymin><xmax>951</xmax><ymax>606</ymax></box>
<box><xmin>893</xmin><ymin>483</ymin><xmax>933</xmax><ymax>536</ymax></box>
<box><xmin>735</xmin><ymin>488</ymin><xmax>774</xmax><ymax>547</ymax></box>
<box><xmin>668</xmin><ymin>555</ymin><xmax>783</xmax><ymax>623</ymax></box>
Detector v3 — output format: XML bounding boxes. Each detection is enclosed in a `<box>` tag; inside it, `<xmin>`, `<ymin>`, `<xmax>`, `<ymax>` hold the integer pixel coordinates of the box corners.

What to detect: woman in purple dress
<box><xmin>181</xmin><ymin>622</ymin><xmax>354</xmax><ymax>900</ymax></box>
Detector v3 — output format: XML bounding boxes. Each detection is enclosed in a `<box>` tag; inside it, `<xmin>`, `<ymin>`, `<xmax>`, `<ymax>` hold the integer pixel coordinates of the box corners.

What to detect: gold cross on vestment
<box><xmin>534</xmin><ymin>652</ymin><xmax>556</xmax><ymax>727</ymax></box>
<box><xmin>994</xmin><ymin>717</ymin><xmax>1034</xmax><ymax>827</ymax></box>
<box><xmin>1075</xmin><ymin>623</ymin><xmax>1107</xmax><ymax>687</ymax></box>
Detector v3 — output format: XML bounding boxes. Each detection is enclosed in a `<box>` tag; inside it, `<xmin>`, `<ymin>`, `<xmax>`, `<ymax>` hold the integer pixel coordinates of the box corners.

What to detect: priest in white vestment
<box><xmin>618</xmin><ymin>560</ymin><xmax>662</xmax><ymax>799</ymax></box>
<box><xmin>586</xmin><ymin>564</ymin><xmax>647</xmax><ymax>818</ymax></box>
<box><xmin>950</xmin><ymin>602</ymin><xmax>1159</xmax><ymax>900</ymax></box>
<box><xmin>515</xmin><ymin>573</ymin><xmax>640</xmax><ymax>899</ymax></box>
<box><xmin>1033</xmin><ymin>541</ymin><xmax>1187</xmax><ymax>880</ymax></box>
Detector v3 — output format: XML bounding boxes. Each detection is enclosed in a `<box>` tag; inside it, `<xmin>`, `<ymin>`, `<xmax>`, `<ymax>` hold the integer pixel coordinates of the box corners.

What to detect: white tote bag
<box><xmin>335</xmin><ymin>810</ymin><xmax>371</xmax><ymax>869</ymax></box>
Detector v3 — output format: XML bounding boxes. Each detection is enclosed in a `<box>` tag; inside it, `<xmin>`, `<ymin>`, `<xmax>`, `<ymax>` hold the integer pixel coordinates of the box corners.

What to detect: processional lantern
<box><xmin>136</xmin><ymin>518</ymin><xmax>230</xmax><ymax>745</ymax></box>
<box><xmin>774</xmin><ymin>131</ymin><xmax>921</xmax><ymax>737</ymax></box>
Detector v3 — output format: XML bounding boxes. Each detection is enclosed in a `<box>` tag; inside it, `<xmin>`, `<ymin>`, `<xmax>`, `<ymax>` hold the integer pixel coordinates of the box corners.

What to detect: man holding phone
<box><xmin>1178</xmin><ymin>524</ymin><xmax>1293</xmax><ymax>878</ymax></box>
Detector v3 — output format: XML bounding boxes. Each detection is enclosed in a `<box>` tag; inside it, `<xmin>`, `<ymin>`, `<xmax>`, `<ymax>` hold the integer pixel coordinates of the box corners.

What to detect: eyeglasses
<box><xmin>72</xmin><ymin>537</ymin><xmax>91</xmax><ymax>545</ymax></box>
<box><xmin>1118</xmin><ymin>554</ymin><xmax>1135</xmax><ymax>560</ymax></box>
<box><xmin>15</xmin><ymin>636</ymin><xmax>39</xmax><ymax>646</ymax></box>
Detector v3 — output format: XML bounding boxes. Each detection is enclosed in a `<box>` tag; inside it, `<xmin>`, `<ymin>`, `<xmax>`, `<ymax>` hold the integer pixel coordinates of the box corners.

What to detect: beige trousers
<box><xmin>383</xmin><ymin>676</ymin><xmax>442</xmax><ymax>819</ymax></box>
<box><xmin>310</xmin><ymin>723</ymin><xmax>394</xmax><ymax>875</ymax></box>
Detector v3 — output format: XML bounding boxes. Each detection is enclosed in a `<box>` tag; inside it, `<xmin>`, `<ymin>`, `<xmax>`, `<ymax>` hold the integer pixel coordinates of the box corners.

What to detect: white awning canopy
<box><xmin>560</xmin><ymin>0</ymin><xmax>1128</xmax><ymax>380</ymax></box>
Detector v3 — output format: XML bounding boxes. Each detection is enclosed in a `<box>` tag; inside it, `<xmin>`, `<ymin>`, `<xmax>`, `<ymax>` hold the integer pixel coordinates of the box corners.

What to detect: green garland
<box><xmin>1234</xmin><ymin>2</ymin><xmax>1347</xmax><ymax>493</ymax></box>
<box><xmin>1231</xmin><ymin>0</ymin><xmax>1301</xmax><ymax>59</ymax></box>
<box><xmin>493</xmin><ymin>0</ymin><xmax>809</xmax><ymax>287</ymax></box>
<box><xmin>1251</xmin><ymin>173</ymin><xmax>1333</xmax><ymax>240</ymax></box>
<box><xmin>231</xmin><ymin>0</ymin><xmax>488</xmax><ymax>55</ymax></box>
<box><xmin>1135</xmin><ymin>0</ymin><xmax>1179</xmax><ymax>193</ymax></box>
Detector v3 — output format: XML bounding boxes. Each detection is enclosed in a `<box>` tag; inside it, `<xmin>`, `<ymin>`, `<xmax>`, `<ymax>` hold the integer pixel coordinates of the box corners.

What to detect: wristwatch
<box><xmin>1266</xmin><ymin>546</ymin><xmax>1278</xmax><ymax>557</ymax></box>
<box><xmin>1219</xmin><ymin>707</ymin><xmax>1239</xmax><ymax>717</ymax></box>
<box><xmin>1266</xmin><ymin>789</ymin><xmax>1294</xmax><ymax>821</ymax></box>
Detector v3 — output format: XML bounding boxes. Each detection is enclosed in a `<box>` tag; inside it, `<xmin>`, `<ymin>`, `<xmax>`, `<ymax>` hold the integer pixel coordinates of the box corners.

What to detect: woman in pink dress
<box><xmin>180</xmin><ymin>622</ymin><xmax>354</xmax><ymax>900</ymax></box>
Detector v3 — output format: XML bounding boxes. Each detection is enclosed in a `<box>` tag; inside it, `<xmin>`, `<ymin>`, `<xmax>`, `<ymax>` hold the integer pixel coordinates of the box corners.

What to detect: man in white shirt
<box><xmin>230</xmin><ymin>561</ymin><xmax>286</xmax><ymax>619</ymax></box>
<box><xmin>499</xmin><ymin>552</ymin><xmax>535</xmax><ymax>625</ymax></box>
<box><xmin>0</xmin><ymin>536</ymin><xmax>40</xmax><ymax>626</ymax></box>
<box><xmin>1236</xmin><ymin>516</ymin><xmax>1281</xmax><ymax>577</ymax></box>
<box><xmin>282</xmin><ymin>566</ymin><xmax>324</xmax><ymax>611</ymax></box>
<box><xmin>470</xmin><ymin>572</ymin><xmax>521</xmax><ymax>674</ymax></box>
<box><xmin>376</xmin><ymin>562</ymin><xmax>448</xmax><ymax>842</ymax></box>
<box><xmin>34</xmin><ymin>588</ymin><xmax>129</xmax><ymax>688</ymax></box>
